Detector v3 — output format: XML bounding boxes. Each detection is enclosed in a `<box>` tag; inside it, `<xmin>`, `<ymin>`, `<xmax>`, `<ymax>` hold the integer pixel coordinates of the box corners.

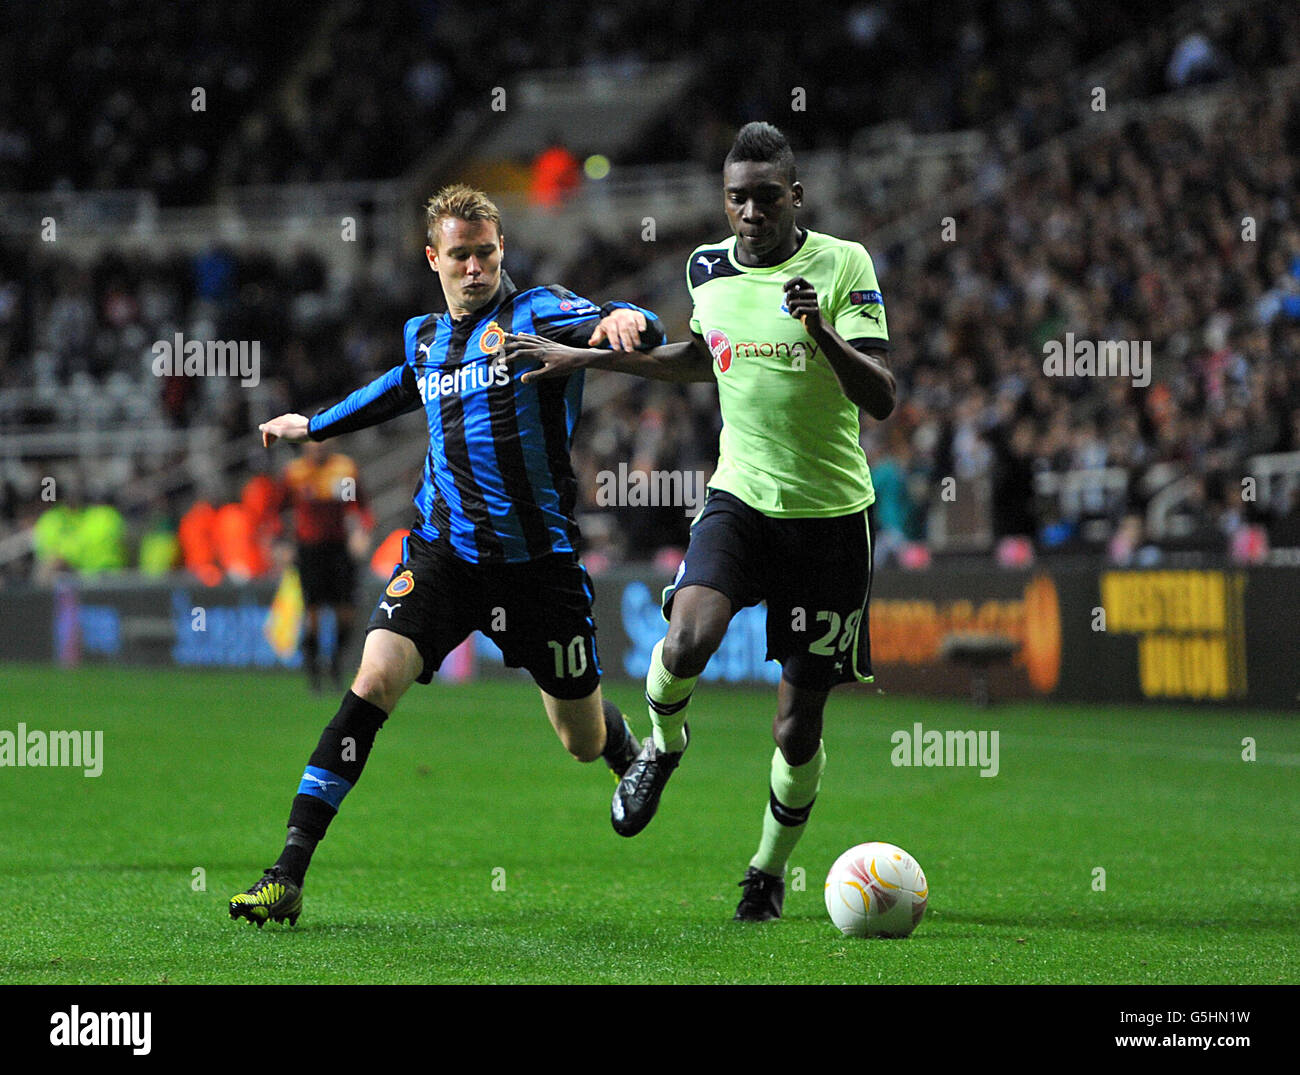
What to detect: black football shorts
<box><xmin>662</xmin><ymin>488</ymin><xmax>874</xmax><ymax>691</ymax></box>
<box><xmin>366</xmin><ymin>532</ymin><xmax>602</xmax><ymax>699</ymax></box>
<box><xmin>297</xmin><ymin>539</ymin><xmax>356</xmax><ymax>606</ymax></box>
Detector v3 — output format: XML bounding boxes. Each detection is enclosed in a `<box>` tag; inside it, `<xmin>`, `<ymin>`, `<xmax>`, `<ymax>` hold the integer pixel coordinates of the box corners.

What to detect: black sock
<box><xmin>600</xmin><ymin>699</ymin><xmax>630</xmax><ymax>766</ymax></box>
<box><xmin>274</xmin><ymin>691</ymin><xmax>389</xmax><ymax>885</ymax></box>
<box><xmin>302</xmin><ymin>631</ymin><xmax>319</xmax><ymax>682</ymax></box>
<box><xmin>274</xmin><ymin>828</ymin><xmax>318</xmax><ymax>886</ymax></box>
<box><xmin>334</xmin><ymin>619</ymin><xmax>355</xmax><ymax>666</ymax></box>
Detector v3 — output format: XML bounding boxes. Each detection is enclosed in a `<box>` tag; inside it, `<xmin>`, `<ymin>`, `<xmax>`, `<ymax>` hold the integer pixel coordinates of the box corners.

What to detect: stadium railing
<box><xmin>1249</xmin><ymin>452</ymin><xmax>1300</xmax><ymax>514</ymax></box>
<box><xmin>927</xmin><ymin>472</ymin><xmax>994</xmax><ymax>553</ymax></box>
<box><xmin>0</xmin><ymin>181</ymin><xmax>409</xmax><ymax>272</ymax></box>
<box><xmin>1036</xmin><ymin>469</ymin><xmax>1131</xmax><ymax>524</ymax></box>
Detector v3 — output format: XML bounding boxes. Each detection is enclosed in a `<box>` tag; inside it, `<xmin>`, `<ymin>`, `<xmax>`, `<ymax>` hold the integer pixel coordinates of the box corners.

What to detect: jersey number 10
<box><xmin>547</xmin><ymin>635</ymin><xmax>589</xmax><ymax>678</ymax></box>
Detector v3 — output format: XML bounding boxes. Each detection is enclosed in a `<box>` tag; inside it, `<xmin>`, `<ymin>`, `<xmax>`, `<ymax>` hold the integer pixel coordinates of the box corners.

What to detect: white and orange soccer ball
<box><xmin>824</xmin><ymin>842</ymin><xmax>928</xmax><ymax>938</ymax></box>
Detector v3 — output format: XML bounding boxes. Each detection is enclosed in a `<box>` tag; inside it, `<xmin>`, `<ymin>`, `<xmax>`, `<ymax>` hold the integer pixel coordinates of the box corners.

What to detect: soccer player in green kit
<box><xmin>503</xmin><ymin>122</ymin><xmax>895</xmax><ymax>920</ymax></box>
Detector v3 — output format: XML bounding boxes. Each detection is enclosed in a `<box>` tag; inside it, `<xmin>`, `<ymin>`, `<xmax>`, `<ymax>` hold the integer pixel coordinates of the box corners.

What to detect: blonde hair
<box><xmin>425</xmin><ymin>184</ymin><xmax>503</xmax><ymax>248</ymax></box>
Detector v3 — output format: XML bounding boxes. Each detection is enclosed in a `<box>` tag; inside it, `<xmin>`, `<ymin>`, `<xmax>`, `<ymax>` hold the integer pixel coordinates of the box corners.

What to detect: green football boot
<box><xmin>229</xmin><ymin>866</ymin><xmax>302</xmax><ymax>928</ymax></box>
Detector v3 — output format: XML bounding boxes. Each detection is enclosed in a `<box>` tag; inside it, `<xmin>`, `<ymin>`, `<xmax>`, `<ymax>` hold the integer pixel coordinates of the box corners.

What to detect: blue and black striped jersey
<box><xmin>307</xmin><ymin>272</ymin><xmax>663</xmax><ymax>564</ymax></box>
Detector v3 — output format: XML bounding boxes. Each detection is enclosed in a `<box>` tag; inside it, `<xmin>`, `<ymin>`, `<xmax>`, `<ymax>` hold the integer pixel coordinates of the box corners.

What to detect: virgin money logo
<box><xmin>706</xmin><ymin>329</ymin><xmax>732</xmax><ymax>372</ymax></box>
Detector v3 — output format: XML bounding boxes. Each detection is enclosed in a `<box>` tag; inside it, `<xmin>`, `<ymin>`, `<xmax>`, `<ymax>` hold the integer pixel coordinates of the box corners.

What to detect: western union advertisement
<box><xmin>1099</xmin><ymin>570</ymin><xmax>1248</xmax><ymax>701</ymax></box>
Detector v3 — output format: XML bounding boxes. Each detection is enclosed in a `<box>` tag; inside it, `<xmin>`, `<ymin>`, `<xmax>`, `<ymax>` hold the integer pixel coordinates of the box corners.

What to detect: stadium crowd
<box><xmin>860</xmin><ymin>78</ymin><xmax>1300</xmax><ymax>561</ymax></box>
<box><xmin>6</xmin><ymin>1</ymin><xmax>1300</xmax><ymax>585</ymax></box>
<box><xmin>10</xmin><ymin>76</ymin><xmax>1300</xmax><ymax>580</ymax></box>
<box><xmin>6</xmin><ymin>0</ymin><xmax>1246</xmax><ymax>198</ymax></box>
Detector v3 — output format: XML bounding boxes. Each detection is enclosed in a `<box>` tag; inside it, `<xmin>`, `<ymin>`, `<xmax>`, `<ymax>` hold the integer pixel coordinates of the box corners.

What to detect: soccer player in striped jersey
<box><xmin>504</xmin><ymin>122</ymin><xmax>896</xmax><ymax>921</ymax></box>
<box><xmin>229</xmin><ymin>184</ymin><xmax>664</xmax><ymax>927</ymax></box>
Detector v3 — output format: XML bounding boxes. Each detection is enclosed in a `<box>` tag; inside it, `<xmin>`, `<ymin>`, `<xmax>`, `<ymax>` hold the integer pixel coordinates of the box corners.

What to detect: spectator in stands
<box><xmin>1166</xmin><ymin>23</ymin><xmax>1229</xmax><ymax>89</ymax></box>
<box><xmin>178</xmin><ymin>496</ymin><xmax>223</xmax><ymax>587</ymax></box>
<box><xmin>77</xmin><ymin>502</ymin><xmax>128</xmax><ymax>575</ymax></box>
<box><xmin>214</xmin><ymin>498</ymin><xmax>270</xmax><ymax>582</ymax></box>
<box><xmin>1267</xmin><ymin>485</ymin><xmax>1300</xmax><ymax>548</ymax></box>
<box><xmin>32</xmin><ymin>496</ymin><xmax>84</xmax><ymax>584</ymax></box>
<box><xmin>1167</xmin><ymin>477</ymin><xmax>1229</xmax><ymax>554</ymax></box>
<box><xmin>241</xmin><ymin>465</ymin><xmax>285</xmax><ymax>570</ymax></box>
<box><xmin>32</xmin><ymin>489</ymin><xmax>127</xmax><ymax>579</ymax></box>
<box><xmin>138</xmin><ymin>498</ymin><xmax>181</xmax><ymax>576</ymax></box>
<box><xmin>866</xmin><ymin>428</ymin><xmax>914</xmax><ymax>563</ymax></box>
<box><xmin>279</xmin><ymin>441</ymin><xmax>373</xmax><ymax>691</ymax></box>
<box><xmin>1108</xmin><ymin>513</ymin><xmax>1161</xmax><ymax>566</ymax></box>
<box><xmin>989</xmin><ymin>416</ymin><xmax>1037</xmax><ymax>540</ymax></box>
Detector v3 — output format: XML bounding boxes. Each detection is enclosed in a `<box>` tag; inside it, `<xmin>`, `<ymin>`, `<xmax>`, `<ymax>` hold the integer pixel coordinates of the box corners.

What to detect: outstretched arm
<box><xmin>531</xmin><ymin>289</ymin><xmax>666</xmax><ymax>353</ymax></box>
<box><xmin>260</xmin><ymin>362</ymin><xmax>421</xmax><ymax>448</ymax></box>
<box><xmin>502</xmin><ymin>332</ymin><xmax>715</xmax><ymax>384</ymax></box>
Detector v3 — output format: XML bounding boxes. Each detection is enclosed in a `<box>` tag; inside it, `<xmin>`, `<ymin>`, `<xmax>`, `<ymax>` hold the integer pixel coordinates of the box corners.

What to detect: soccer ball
<box><xmin>824</xmin><ymin>842</ymin><xmax>928</xmax><ymax>938</ymax></box>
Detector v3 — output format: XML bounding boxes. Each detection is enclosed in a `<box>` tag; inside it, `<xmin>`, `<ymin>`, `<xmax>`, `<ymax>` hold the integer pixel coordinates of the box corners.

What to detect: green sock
<box><xmin>750</xmin><ymin>741</ymin><xmax>826</xmax><ymax>876</ymax></box>
<box><xmin>645</xmin><ymin>639</ymin><xmax>697</xmax><ymax>752</ymax></box>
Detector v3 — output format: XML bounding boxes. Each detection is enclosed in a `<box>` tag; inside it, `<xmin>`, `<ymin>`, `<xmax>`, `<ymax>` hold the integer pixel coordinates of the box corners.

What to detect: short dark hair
<box><xmin>724</xmin><ymin>122</ymin><xmax>796</xmax><ymax>183</ymax></box>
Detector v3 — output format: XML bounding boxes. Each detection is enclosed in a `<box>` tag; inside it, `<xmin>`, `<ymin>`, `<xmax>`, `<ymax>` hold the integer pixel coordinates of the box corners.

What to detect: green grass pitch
<box><xmin>1</xmin><ymin>663</ymin><xmax>1296</xmax><ymax>984</ymax></box>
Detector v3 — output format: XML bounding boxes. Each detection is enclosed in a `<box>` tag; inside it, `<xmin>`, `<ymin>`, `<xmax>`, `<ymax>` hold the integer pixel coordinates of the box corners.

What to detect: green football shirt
<box><xmin>688</xmin><ymin>229</ymin><xmax>889</xmax><ymax>517</ymax></box>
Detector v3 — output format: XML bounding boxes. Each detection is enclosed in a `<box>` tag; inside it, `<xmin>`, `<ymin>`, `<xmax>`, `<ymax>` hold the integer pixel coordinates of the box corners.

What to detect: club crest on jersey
<box><xmin>386</xmin><ymin>570</ymin><xmax>415</xmax><ymax>598</ymax></box>
<box><xmin>478</xmin><ymin>321</ymin><xmax>505</xmax><ymax>355</ymax></box>
<box><xmin>706</xmin><ymin>329</ymin><xmax>733</xmax><ymax>373</ymax></box>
